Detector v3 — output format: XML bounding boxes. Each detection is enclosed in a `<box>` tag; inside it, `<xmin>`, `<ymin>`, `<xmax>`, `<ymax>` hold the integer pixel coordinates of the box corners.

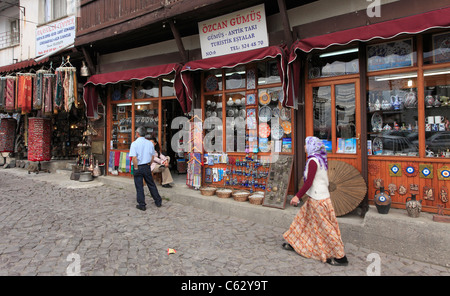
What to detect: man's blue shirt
<box><xmin>129</xmin><ymin>136</ymin><xmax>155</xmax><ymax>165</ymax></box>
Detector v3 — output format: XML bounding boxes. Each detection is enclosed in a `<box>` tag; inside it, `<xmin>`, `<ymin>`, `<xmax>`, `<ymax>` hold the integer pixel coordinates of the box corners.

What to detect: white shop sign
<box><xmin>198</xmin><ymin>4</ymin><xmax>269</xmax><ymax>59</ymax></box>
<box><xmin>36</xmin><ymin>15</ymin><xmax>76</xmax><ymax>57</ymax></box>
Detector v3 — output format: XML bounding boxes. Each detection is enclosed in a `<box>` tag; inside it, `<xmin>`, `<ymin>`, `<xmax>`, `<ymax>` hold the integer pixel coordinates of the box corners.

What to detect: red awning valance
<box><xmin>287</xmin><ymin>7</ymin><xmax>450</xmax><ymax>107</ymax></box>
<box><xmin>83</xmin><ymin>63</ymin><xmax>189</xmax><ymax>116</ymax></box>
<box><xmin>85</xmin><ymin>63</ymin><xmax>181</xmax><ymax>86</ymax></box>
<box><xmin>0</xmin><ymin>57</ymin><xmax>50</xmax><ymax>74</ymax></box>
<box><xmin>181</xmin><ymin>46</ymin><xmax>290</xmax><ymax>110</ymax></box>
<box><xmin>290</xmin><ymin>6</ymin><xmax>450</xmax><ymax>58</ymax></box>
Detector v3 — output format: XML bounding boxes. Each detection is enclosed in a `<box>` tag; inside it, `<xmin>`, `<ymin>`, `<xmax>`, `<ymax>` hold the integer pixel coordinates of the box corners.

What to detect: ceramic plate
<box><xmin>259</xmin><ymin>92</ymin><xmax>271</xmax><ymax>105</ymax></box>
<box><xmin>281</xmin><ymin>121</ymin><xmax>291</xmax><ymax>134</ymax></box>
<box><xmin>205</xmin><ymin>75</ymin><xmax>218</xmax><ymax>92</ymax></box>
<box><xmin>259</xmin><ymin>122</ymin><xmax>271</xmax><ymax>138</ymax></box>
<box><xmin>271</xmin><ymin>124</ymin><xmax>284</xmax><ymax>140</ymax></box>
<box><xmin>259</xmin><ymin>106</ymin><xmax>271</xmax><ymax>123</ymax></box>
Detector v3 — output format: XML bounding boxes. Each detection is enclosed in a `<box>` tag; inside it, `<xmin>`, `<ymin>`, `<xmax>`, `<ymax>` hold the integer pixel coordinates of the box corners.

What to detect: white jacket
<box><xmin>305</xmin><ymin>158</ymin><xmax>330</xmax><ymax>200</ymax></box>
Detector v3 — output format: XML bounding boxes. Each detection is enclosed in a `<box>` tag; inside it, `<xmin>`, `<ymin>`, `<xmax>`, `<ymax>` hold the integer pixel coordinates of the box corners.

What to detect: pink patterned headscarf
<box><xmin>304</xmin><ymin>136</ymin><xmax>328</xmax><ymax>180</ymax></box>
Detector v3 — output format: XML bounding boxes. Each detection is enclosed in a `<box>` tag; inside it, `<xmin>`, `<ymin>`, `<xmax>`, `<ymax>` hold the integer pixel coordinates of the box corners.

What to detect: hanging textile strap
<box><xmin>17</xmin><ymin>74</ymin><xmax>33</xmax><ymax>114</ymax></box>
<box><xmin>5</xmin><ymin>76</ymin><xmax>16</xmax><ymax>112</ymax></box>
<box><xmin>33</xmin><ymin>70</ymin><xmax>48</xmax><ymax>109</ymax></box>
<box><xmin>119</xmin><ymin>152</ymin><xmax>127</xmax><ymax>173</ymax></box>
<box><xmin>108</xmin><ymin>151</ymin><xmax>115</xmax><ymax>171</ymax></box>
<box><xmin>43</xmin><ymin>74</ymin><xmax>55</xmax><ymax>116</ymax></box>
<box><xmin>0</xmin><ymin>77</ymin><xmax>6</xmax><ymax>110</ymax></box>
<box><xmin>54</xmin><ymin>70</ymin><xmax>63</xmax><ymax>111</ymax></box>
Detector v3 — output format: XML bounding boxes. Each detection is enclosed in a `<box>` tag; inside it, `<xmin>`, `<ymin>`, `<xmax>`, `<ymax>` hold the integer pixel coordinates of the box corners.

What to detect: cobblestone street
<box><xmin>1</xmin><ymin>169</ymin><xmax>450</xmax><ymax>277</ymax></box>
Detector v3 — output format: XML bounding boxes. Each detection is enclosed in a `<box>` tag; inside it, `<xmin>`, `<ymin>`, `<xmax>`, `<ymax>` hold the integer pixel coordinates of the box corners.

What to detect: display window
<box><xmin>367</xmin><ymin>73</ymin><xmax>419</xmax><ymax>157</ymax></box>
<box><xmin>108</xmin><ymin>74</ymin><xmax>179</xmax><ymax>176</ymax></box>
<box><xmin>307</xmin><ymin>47</ymin><xmax>359</xmax><ymax>79</ymax></box>
<box><xmin>423</xmin><ymin>68</ymin><xmax>450</xmax><ymax>157</ymax></box>
<box><xmin>202</xmin><ymin>60</ymin><xmax>294</xmax><ymax>155</ymax></box>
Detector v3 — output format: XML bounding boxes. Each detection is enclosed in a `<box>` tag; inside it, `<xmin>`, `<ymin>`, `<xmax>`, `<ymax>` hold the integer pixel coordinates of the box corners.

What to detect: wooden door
<box><xmin>306</xmin><ymin>78</ymin><xmax>362</xmax><ymax>172</ymax></box>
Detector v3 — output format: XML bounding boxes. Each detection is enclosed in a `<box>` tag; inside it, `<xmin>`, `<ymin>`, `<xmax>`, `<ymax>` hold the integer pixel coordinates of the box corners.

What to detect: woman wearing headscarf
<box><xmin>282</xmin><ymin>136</ymin><xmax>348</xmax><ymax>266</ymax></box>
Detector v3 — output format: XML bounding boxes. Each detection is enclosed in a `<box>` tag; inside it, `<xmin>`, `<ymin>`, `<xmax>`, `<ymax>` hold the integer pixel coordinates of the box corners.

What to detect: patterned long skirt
<box><xmin>283</xmin><ymin>197</ymin><xmax>346</xmax><ymax>263</ymax></box>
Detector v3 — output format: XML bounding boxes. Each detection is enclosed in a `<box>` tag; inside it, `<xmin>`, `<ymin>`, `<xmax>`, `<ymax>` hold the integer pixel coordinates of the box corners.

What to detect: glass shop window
<box><xmin>367</xmin><ymin>38</ymin><xmax>417</xmax><ymax>72</ymax></box>
<box><xmin>424</xmin><ymin>68</ymin><xmax>450</xmax><ymax>157</ymax></box>
<box><xmin>112</xmin><ymin>103</ymin><xmax>133</xmax><ymax>150</ymax></box>
<box><xmin>308</xmin><ymin>47</ymin><xmax>359</xmax><ymax>79</ymax></box>
<box><xmin>204</xmin><ymin>69</ymin><xmax>223</xmax><ymax>92</ymax></box>
<box><xmin>134</xmin><ymin>101</ymin><xmax>159</xmax><ymax>141</ymax></box>
<box><xmin>161</xmin><ymin>74</ymin><xmax>175</xmax><ymax>97</ymax></box>
<box><xmin>225</xmin><ymin>66</ymin><xmax>246</xmax><ymax>90</ymax></box>
<box><xmin>367</xmin><ymin>72</ymin><xmax>419</xmax><ymax>156</ymax></box>
<box><xmin>257</xmin><ymin>60</ymin><xmax>281</xmax><ymax>85</ymax></box>
<box><xmin>135</xmin><ymin>79</ymin><xmax>159</xmax><ymax>99</ymax></box>
<box><xmin>423</xmin><ymin>30</ymin><xmax>450</xmax><ymax>65</ymax></box>
<box><xmin>111</xmin><ymin>82</ymin><xmax>133</xmax><ymax>101</ymax></box>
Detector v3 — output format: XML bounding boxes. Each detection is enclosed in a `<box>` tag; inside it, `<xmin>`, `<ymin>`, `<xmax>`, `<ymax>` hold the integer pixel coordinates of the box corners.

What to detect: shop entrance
<box><xmin>305</xmin><ymin>78</ymin><xmax>362</xmax><ymax>172</ymax></box>
<box><xmin>161</xmin><ymin>99</ymin><xmax>187</xmax><ymax>177</ymax></box>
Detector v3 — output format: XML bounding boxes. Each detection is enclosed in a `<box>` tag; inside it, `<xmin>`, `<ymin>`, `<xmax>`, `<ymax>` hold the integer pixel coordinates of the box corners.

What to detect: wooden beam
<box><xmin>81</xmin><ymin>46</ymin><xmax>96</xmax><ymax>75</ymax></box>
<box><xmin>168</xmin><ymin>19</ymin><xmax>188</xmax><ymax>63</ymax></box>
<box><xmin>277</xmin><ymin>0</ymin><xmax>293</xmax><ymax>47</ymax></box>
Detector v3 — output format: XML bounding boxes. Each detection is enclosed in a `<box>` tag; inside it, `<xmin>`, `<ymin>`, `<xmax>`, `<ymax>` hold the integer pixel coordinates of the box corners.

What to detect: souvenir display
<box><xmin>227</xmin><ymin>73</ymin><xmax>243</xmax><ymax>89</ymax></box>
<box><xmin>371</xmin><ymin>113</ymin><xmax>383</xmax><ymax>132</ymax></box>
<box><xmin>0</xmin><ymin>118</ymin><xmax>16</xmax><ymax>153</ymax></box>
<box><xmin>437</xmin><ymin>166</ymin><xmax>450</xmax><ymax>181</ymax></box>
<box><xmin>281</xmin><ymin>121</ymin><xmax>291</xmax><ymax>134</ymax></box>
<box><xmin>374</xmin><ymin>186</ymin><xmax>391</xmax><ymax>214</ymax></box>
<box><xmin>263</xmin><ymin>155</ymin><xmax>293</xmax><ymax>209</ymax></box>
<box><xmin>440</xmin><ymin>186</ymin><xmax>449</xmax><ymax>203</ymax></box>
<box><xmin>112</xmin><ymin>89</ymin><xmax>121</xmax><ymax>101</ymax></box>
<box><xmin>259</xmin><ymin>92</ymin><xmax>271</xmax><ymax>105</ymax></box>
<box><xmin>259</xmin><ymin>122</ymin><xmax>270</xmax><ymax>138</ymax></box>
<box><xmin>405</xmin><ymin>194</ymin><xmax>422</xmax><ymax>218</ymax></box>
<box><xmin>403</xmin><ymin>164</ymin><xmax>418</xmax><ymax>177</ymax></box>
<box><xmin>258</xmin><ymin>106</ymin><xmax>271</xmax><ymax>123</ymax></box>
<box><xmin>271</xmin><ymin>124</ymin><xmax>284</xmax><ymax>140</ymax></box>
<box><xmin>419</xmin><ymin>164</ymin><xmax>433</xmax><ymax>179</ymax></box>
<box><xmin>135</xmin><ymin>86</ymin><xmax>145</xmax><ymax>99</ymax></box>
<box><xmin>246</xmin><ymin>93</ymin><xmax>256</xmax><ymax>105</ymax></box>
<box><xmin>28</xmin><ymin>118</ymin><xmax>52</xmax><ymax>162</ymax></box>
<box><xmin>125</xmin><ymin>88</ymin><xmax>132</xmax><ymax>100</ymax></box>
<box><xmin>259</xmin><ymin>138</ymin><xmax>269</xmax><ymax>152</ymax></box>
<box><xmin>398</xmin><ymin>185</ymin><xmax>407</xmax><ymax>195</ymax></box>
<box><xmin>205</xmin><ymin>75</ymin><xmax>219</xmax><ymax>92</ymax></box>
<box><xmin>389</xmin><ymin>163</ymin><xmax>402</xmax><ymax>177</ymax></box>
<box><xmin>423</xmin><ymin>186</ymin><xmax>434</xmax><ymax>201</ymax></box>
<box><xmin>246</xmin><ymin>69</ymin><xmax>256</xmax><ymax>89</ymax></box>
<box><xmin>280</xmin><ymin>107</ymin><xmax>291</xmax><ymax>121</ymax></box>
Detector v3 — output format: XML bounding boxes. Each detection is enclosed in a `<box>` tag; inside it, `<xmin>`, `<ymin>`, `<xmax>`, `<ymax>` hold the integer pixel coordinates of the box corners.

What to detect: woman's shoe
<box><xmin>282</xmin><ymin>243</ymin><xmax>295</xmax><ymax>252</ymax></box>
<box><xmin>162</xmin><ymin>184</ymin><xmax>172</xmax><ymax>188</ymax></box>
<box><xmin>326</xmin><ymin>256</ymin><xmax>348</xmax><ymax>266</ymax></box>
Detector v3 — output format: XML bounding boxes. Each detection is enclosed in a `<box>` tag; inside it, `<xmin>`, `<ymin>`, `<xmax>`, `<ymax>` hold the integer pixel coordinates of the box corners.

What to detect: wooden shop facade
<box><xmin>75</xmin><ymin>0</ymin><xmax>450</xmax><ymax>215</ymax></box>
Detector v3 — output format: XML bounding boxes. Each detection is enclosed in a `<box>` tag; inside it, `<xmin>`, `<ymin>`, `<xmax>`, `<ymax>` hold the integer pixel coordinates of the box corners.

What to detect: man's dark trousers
<box><xmin>133</xmin><ymin>164</ymin><xmax>162</xmax><ymax>207</ymax></box>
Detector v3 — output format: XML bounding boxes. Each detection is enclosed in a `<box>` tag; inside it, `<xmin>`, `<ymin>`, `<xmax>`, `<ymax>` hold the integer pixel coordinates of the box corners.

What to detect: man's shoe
<box><xmin>162</xmin><ymin>184</ymin><xmax>172</xmax><ymax>188</ymax></box>
<box><xmin>136</xmin><ymin>205</ymin><xmax>146</xmax><ymax>211</ymax></box>
<box><xmin>156</xmin><ymin>202</ymin><xmax>162</xmax><ymax>207</ymax></box>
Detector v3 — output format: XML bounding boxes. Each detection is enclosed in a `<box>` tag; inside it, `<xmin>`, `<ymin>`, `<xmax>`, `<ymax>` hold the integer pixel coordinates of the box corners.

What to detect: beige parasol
<box><xmin>327</xmin><ymin>160</ymin><xmax>367</xmax><ymax>216</ymax></box>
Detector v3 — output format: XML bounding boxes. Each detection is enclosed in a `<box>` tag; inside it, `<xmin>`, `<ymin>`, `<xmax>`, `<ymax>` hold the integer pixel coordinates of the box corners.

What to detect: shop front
<box><xmin>0</xmin><ymin>56</ymin><xmax>91</xmax><ymax>171</ymax></box>
<box><xmin>288</xmin><ymin>7</ymin><xmax>450</xmax><ymax>214</ymax></box>
<box><xmin>180</xmin><ymin>45</ymin><xmax>296</xmax><ymax>204</ymax></box>
<box><xmin>84</xmin><ymin>63</ymin><xmax>187</xmax><ymax>177</ymax></box>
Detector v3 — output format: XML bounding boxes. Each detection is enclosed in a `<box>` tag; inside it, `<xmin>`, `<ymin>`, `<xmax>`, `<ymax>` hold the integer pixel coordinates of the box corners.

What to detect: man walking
<box><xmin>129</xmin><ymin>126</ymin><xmax>162</xmax><ymax>211</ymax></box>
